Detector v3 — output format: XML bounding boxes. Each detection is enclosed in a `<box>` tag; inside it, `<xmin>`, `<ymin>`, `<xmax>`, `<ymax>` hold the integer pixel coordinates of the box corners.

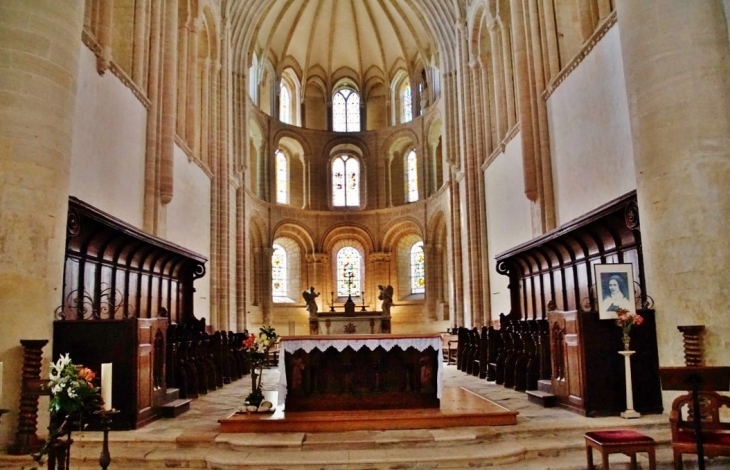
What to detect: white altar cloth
<box><xmin>276</xmin><ymin>334</ymin><xmax>444</xmax><ymax>407</ymax></box>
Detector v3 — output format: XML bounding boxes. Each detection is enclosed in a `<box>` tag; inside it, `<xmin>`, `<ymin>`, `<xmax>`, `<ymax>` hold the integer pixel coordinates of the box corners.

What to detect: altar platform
<box><xmin>218</xmin><ymin>385</ymin><xmax>518</xmax><ymax>433</ymax></box>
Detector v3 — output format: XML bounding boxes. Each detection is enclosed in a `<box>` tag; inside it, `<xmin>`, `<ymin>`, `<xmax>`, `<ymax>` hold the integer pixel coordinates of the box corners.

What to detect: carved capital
<box><xmin>368</xmin><ymin>252</ymin><xmax>391</xmax><ymax>263</ymax></box>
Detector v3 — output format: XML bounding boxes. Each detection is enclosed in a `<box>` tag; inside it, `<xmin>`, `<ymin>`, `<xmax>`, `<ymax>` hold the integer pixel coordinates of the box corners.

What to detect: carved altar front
<box><xmin>277</xmin><ymin>334</ymin><xmax>443</xmax><ymax>412</ymax></box>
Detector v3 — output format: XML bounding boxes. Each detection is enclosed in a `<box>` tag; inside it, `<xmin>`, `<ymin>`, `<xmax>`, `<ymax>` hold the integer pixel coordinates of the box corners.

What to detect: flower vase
<box><xmin>245</xmin><ymin>370</ymin><xmax>264</xmax><ymax>410</ymax></box>
<box><xmin>622</xmin><ymin>332</ymin><xmax>631</xmax><ymax>351</ymax></box>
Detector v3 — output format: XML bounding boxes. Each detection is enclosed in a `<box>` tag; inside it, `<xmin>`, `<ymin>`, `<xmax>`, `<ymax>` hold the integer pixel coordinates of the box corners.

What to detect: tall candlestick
<box><xmin>101</xmin><ymin>363</ymin><xmax>113</xmax><ymax>411</ymax></box>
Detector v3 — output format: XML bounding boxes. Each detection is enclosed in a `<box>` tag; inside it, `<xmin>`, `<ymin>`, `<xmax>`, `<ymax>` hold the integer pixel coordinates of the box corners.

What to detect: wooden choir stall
<box><xmin>52</xmin><ymin>197</ymin><xmax>208</xmax><ymax>429</ymax></box>
<box><xmin>491</xmin><ymin>191</ymin><xmax>663</xmax><ymax>416</ymax></box>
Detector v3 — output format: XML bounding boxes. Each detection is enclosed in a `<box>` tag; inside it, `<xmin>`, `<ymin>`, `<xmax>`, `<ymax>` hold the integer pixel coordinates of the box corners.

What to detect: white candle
<box><xmin>101</xmin><ymin>363</ymin><xmax>112</xmax><ymax>411</ymax></box>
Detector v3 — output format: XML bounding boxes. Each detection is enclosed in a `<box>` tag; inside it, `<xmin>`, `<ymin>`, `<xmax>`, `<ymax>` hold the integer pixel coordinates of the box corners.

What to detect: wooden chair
<box><xmin>670</xmin><ymin>390</ymin><xmax>730</xmax><ymax>469</ymax></box>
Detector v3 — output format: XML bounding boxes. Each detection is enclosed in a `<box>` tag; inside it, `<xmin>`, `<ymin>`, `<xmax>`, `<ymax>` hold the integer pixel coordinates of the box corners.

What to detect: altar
<box><xmin>310</xmin><ymin>312</ymin><xmax>391</xmax><ymax>335</ymax></box>
<box><xmin>277</xmin><ymin>334</ymin><xmax>443</xmax><ymax>412</ymax></box>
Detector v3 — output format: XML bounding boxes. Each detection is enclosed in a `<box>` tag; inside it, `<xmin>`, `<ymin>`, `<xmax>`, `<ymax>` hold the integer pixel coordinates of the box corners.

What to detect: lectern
<box><xmin>659</xmin><ymin>366</ymin><xmax>730</xmax><ymax>470</ymax></box>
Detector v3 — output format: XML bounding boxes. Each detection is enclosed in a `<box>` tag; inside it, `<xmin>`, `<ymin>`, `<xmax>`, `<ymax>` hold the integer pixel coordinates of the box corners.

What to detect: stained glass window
<box><xmin>332</xmin><ymin>155</ymin><xmax>359</xmax><ymax>207</ymax></box>
<box><xmin>279</xmin><ymin>84</ymin><xmax>291</xmax><ymax>124</ymax></box>
<box><xmin>276</xmin><ymin>150</ymin><xmax>288</xmax><ymax>204</ymax></box>
<box><xmin>272</xmin><ymin>244</ymin><xmax>287</xmax><ymax>296</ymax></box>
<box><xmin>337</xmin><ymin>247</ymin><xmax>361</xmax><ymax>297</ymax></box>
<box><xmin>406</xmin><ymin>149</ymin><xmax>418</xmax><ymax>202</ymax></box>
<box><xmin>402</xmin><ymin>84</ymin><xmax>412</xmax><ymax>123</ymax></box>
<box><xmin>410</xmin><ymin>241</ymin><xmax>425</xmax><ymax>293</ymax></box>
<box><xmin>333</xmin><ymin>88</ymin><xmax>361</xmax><ymax>132</ymax></box>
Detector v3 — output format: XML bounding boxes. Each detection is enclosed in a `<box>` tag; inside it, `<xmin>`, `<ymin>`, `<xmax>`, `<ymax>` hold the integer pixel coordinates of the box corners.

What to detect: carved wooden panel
<box><xmin>58</xmin><ymin>197</ymin><xmax>206</xmax><ymax>324</ymax></box>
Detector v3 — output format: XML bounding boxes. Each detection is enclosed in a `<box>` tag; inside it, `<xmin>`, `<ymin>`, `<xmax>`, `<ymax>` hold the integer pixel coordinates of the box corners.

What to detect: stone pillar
<box><xmin>500</xmin><ymin>21</ymin><xmax>516</xmax><ymax>129</ymax></box>
<box><xmin>186</xmin><ymin>19</ymin><xmax>200</xmax><ymax>149</ymax></box>
<box><xmin>200</xmin><ymin>59</ymin><xmax>211</xmax><ymax>165</ymax></box>
<box><xmin>132</xmin><ymin>0</ymin><xmax>149</xmax><ymax>88</ymax></box>
<box><xmin>510</xmin><ymin>0</ymin><xmax>537</xmax><ymax>201</ymax></box>
<box><xmin>616</xmin><ymin>0</ymin><xmax>730</xmax><ymax>366</ymax></box>
<box><xmin>95</xmin><ymin>0</ymin><xmax>113</xmax><ymax>73</ymax></box>
<box><xmin>143</xmin><ymin>0</ymin><xmax>163</xmax><ymax>232</ymax></box>
<box><xmin>540</xmin><ymin>0</ymin><xmax>561</xmax><ymax>79</ymax></box>
<box><xmin>177</xmin><ymin>19</ymin><xmax>190</xmax><ymax>136</ymax></box>
<box><xmin>160</xmin><ymin>0</ymin><xmax>179</xmax><ymax>207</ymax></box>
<box><xmin>577</xmin><ymin>0</ymin><xmax>596</xmax><ymax>41</ymax></box>
<box><xmin>0</xmin><ymin>0</ymin><xmax>85</xmax><ymax>447</ymax></box>
<box><xmin>261</xmin><ymin>247</ymin><xmax>274</xmax><ymax>325</ymax></box>
<box><xmin>488</xmin><ymin>21</ymin><xmax>506</xmax><ymax>141</ymax></box>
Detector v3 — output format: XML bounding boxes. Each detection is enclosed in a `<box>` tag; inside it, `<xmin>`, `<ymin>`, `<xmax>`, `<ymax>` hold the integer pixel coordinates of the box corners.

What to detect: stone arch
<box><xmin>381</xmin><ymin>219</ymin><xmax>426</xmax><ymax>300</ymax></box>
<box><xmin>272</xmin><ymin>221</ymin><xmax>316</xmax><ymax>255</ymax></box>
<box><xmin>427</xmin><ymin>209</ymin><xmax>450</xmax><ymax>319</ymax></box>
<box><xmin>381</xmin><ymin>129</ymin><xmax>421</xmax><ymax>206</ymax></box>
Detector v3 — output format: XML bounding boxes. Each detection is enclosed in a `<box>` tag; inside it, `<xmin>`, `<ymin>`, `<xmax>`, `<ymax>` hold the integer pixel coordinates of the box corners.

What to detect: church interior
<box><xmin>1</xmin><ymin>0</ymin><xmax>729</xmax><ymax>468</ymax></box>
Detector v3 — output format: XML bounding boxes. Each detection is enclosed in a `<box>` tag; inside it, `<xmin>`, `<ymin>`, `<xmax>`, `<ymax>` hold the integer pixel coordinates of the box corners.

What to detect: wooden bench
<box><xmin>584</xmin><ymin>429</ymin><xmax>656</xmax><ymax>470</ymax></box>
<box><xmin>670</xmin><ymin>391</ymin><xmax>730</xmax><ymax>469</ymax></box>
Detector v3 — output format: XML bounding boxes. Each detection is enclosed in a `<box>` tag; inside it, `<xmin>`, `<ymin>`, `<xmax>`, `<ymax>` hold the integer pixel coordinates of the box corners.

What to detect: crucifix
<box><xmin>344</xmin><ymin>271</ymin><xmax>355</xmax><ymax>298</ymax></box>
<box><xmin>343</xmin><ymin>270</ymin><xmax>356</xmax><ymax>315</ymax></box>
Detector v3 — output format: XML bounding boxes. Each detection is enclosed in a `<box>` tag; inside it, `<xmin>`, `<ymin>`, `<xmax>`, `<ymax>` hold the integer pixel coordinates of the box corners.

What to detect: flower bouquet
<box><xmin>241</xmin><ymin>326</ymin><xmax>278</xmax><ymax>412</ymax></box>
<box><xmin>34</xmin><ymin>354</ymin><xmax>102</xmax><ymax>464</ymax></box>
<box><xmin>615</xmin><ymin>307</ymin><xmax>644</xmax><ymax>350</ymax></box>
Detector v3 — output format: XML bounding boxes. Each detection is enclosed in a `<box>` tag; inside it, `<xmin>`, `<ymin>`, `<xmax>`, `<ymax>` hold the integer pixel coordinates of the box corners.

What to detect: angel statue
<box><xmin>378</xmin><ymin>285</ymin><xmax>394</xmax><ymax>316</ymax></box>
<box><xmin>302</xmin><ymin>287</ymin><xmax>320</xmax><ymax>317</ymax></box>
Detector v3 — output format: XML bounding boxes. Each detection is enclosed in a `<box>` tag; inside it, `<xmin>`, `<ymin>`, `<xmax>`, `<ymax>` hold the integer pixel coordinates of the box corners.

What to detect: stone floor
<box><xmin>1</xmin><ymin>364</ymin><xmax>727</xmax><ymax>469</ymax></box>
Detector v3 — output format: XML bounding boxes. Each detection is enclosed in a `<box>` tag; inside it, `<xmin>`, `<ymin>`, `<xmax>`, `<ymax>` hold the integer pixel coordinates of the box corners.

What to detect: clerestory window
<box><xmin>333</xmin><ymin>88</ymin><xmax>361</xmax><ymax>132</ymax></box>
<box><xmin>275</xmin><ymin>150</ymin><xmax>288</xmax><ymax>204</ymax></box>
<box><xmin>332</xmin><ymin>155</ymin><xmax>360</xmax><ymax>207</ymax></box>
<box><xmin>405</xmin><ymin>149</ymin><xmax>418</xmax><ymax>202</ymax></box>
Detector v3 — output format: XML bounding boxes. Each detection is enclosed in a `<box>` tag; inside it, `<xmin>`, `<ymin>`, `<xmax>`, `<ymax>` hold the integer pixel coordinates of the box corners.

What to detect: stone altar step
<box><xmin>526</xmin><ymin>389</ymin><xmax>556</xmax><ymax>408</ymax></box>
<box><xmin>0</xmin><ymin>421</ymin><xmax>687</xmax><ymax>469</ymax></box>
<box><xmin>159</xmin><ymin>398</ymin><xmax>192</xmax><ymax>418</ymax></box>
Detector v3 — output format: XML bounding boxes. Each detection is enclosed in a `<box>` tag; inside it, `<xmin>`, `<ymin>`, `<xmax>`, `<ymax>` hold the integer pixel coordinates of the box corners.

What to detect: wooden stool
<box><xmin>584</xmin><ymin>429</ymin><xmax>657</xmax><ymax>470</ymax></box>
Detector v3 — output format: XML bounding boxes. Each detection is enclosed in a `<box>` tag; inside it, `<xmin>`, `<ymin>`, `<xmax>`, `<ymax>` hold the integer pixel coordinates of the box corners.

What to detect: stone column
<box><xmin>488</xmin><ymin>21</ymin><xmax>506</xmax><ymax>141</ymax></box>
<box><xmin>200</xmin><ymin>59</ymin><xmax>211</xmax><ymax>165</ymax></box>
<box><xmin>510</xmin><ymin>0</ymin><xmax>538</xmax><ymax>201</ymax></box>
<box><xmin>500</xmin><ymin>21</ymin><xmax>516</xmax><ymax>129</ymax></box>
<box><xmin>616</xmin><ymin>0</ymin><xmax>730</xmax><ymax>366</ymax></box>
<box><xmin>186</xmin><ymin>19</ymin><xmax>200</xmax><ymax>150</ymax></box>
<box><xmin>261</xmin><ymin>247</ymin><xmax>274</xmax><ymax>325</ymax></box>
<box><xmin>540</xmin><ymin>0</ymin><xmax>560</xmax><ymax>79</ymax></box>
<box><xmin>95</xmin><ymin>0</ymin><xmax>113</xmax><ymax>73</ymax></box>
<box><xmin>143</xmin><ymin>0</ymin><xmax>163</xmax><ymax>232</ymax></box>
<box><xmin>577</xmin><ymin>0</ymin><xmax>596</xmax><ymax>41</ymax></box>
<box><xmin>177</xmin><ymin>19</ymin><xmax>190</xmax><ymax>136</ymax></box>
<box><xmin>160</xmin><ymin>0</ymin><xmax>179</xmax><ymax>208</ymax></box>
<box><xmin>0</xmin><ymin>0</ymin><xmax>85</xmax><ymax>446</ymax></box>
<box><xmin>132</xmin><ymin>0</ymin><xmax>149</xmax><ymax>89</ymax></box>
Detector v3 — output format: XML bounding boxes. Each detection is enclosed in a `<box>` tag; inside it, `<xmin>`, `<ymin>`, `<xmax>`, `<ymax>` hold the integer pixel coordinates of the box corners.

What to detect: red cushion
<box><xmin>677</xmin><ymin>430</ymin><xmax>730</xmax><ymax>445</ymax></box>
<box><xmin>585</xmin><ymin>430</ymin><xmax>655</xmax><ymax>444</ymax></box>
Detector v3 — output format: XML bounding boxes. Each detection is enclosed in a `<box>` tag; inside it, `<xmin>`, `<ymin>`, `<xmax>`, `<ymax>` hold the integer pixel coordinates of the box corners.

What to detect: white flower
<box><xmin>51</xmin><ymin>383</ymin><xmax>63</xmax><ymax>395</ymax></box>
<box><xmin>67</xmin><ymin>387</ymin><xmax>77</xmax><ymax>398</ymax></box>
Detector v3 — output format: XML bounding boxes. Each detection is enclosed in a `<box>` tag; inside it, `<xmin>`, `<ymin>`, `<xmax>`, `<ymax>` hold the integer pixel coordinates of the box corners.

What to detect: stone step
<box><xmin>2</xmin><ymin>426</ymin><xmax>706</xmax><ymax>470</ymax></box>
<box><xmin>526</xmin><ymin>389</ymin><xmax>556</xmax><ymax>407</ymax></box>
<box><xmin>159</xmin><ymin>398</ymin><xmax>191</xmax><ymax>418</ymax></box>
<box><xmin>164</xmin><ymin>387</ymin><xmax>181</xmax><ymax>402</ymax></box>
<box><xmin>537</xmin><ymin>379</ymin><xmax>552</xmax><ymax>393</ymax></box>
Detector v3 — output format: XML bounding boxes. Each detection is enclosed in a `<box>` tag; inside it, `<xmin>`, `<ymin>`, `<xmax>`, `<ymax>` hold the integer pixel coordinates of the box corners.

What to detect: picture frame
<box><xmin>594</xmin><ymin>263</ymin><xmax>636</xmax><ymax>320</ymax></box>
